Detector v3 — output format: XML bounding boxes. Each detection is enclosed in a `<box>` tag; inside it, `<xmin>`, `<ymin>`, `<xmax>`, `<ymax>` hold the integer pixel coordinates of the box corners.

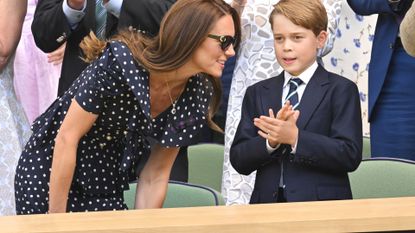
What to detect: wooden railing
<box><xmin>1</xmin><ymin>196</ymin><xmax>415</xmax><ymax>232</ymax></box>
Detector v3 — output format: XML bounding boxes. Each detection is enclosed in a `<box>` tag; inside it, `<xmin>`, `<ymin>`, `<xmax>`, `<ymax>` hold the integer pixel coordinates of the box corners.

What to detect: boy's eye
<box><xmin>294</xmin><ymin>36</ymin><xmax>303</xmax><ymax>40</ymax></box>
<box><xmin>274</xmin><ymin>37</ymin><xmax>283</xmax><ymax>42</ymax></box>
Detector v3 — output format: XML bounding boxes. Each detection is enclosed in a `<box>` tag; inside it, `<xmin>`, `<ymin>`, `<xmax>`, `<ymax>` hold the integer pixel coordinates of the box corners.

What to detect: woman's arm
<box><xmin>48</xmin><ymin>99</ymin><xmax>98</xmax><ymax>213</ymax></box>
<box><xmin>135</xmin><ymin>145</ymin><xmax>180</xmax><ymax>209</ymax></box>
<box><xmin>0</xmin><ymin>0</ymin><xmax>27</xmax><ymax>71</ymax></box>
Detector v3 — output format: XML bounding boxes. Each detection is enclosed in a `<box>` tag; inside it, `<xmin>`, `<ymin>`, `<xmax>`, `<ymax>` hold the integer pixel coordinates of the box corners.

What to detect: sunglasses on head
<box><xmin>207</xmin><ymin>34</ymin><xmax>236</xmax><ymax>51</ymax></box>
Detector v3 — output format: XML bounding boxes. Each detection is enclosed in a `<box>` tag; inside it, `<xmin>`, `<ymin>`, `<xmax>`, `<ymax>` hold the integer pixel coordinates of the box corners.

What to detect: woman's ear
<box><xmin>316</xmin><ymin>30</ymin><xmax>328</xmax><ymax>49</ymax></box>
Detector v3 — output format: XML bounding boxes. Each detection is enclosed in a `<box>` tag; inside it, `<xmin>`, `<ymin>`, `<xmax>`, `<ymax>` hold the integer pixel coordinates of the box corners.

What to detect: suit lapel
<box><xmin>260</xmin><ymin>73</ymin><xmax>284</xmax><ymax>116</ymax></box>
<box><xmin>84</xmin><ymin>0</ymin><xmax>96</xmax><ymax>33</ymax></box>
<box><xmin>106</xmin><ymin>14</ymin><xmax>118</xmax><ymax>37</ymax></box>
<box><xmin>296</xmin><ymin>66</ymin><xmax>330</xmax><ymax>129</ymax></box>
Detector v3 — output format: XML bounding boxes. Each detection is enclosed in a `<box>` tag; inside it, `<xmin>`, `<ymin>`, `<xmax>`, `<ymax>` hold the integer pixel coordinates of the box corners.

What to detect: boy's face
<box><xmin>271</xmin><ymin>14</ymin><xmax>327</xmax><ymax>76</ymax></box>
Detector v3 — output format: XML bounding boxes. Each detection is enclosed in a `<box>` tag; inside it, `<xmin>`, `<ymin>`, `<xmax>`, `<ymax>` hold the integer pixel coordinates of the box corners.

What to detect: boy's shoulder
<box><xmin>325</xmin><ymin>69</ymin><xmax>357</xmax><ymax>88</ymax></box>
<box><xmin>248</xmin><ymin>73</ymin><xmax>284</xmax><ymax>89</ymax></box>
<box><xmin>246</xmin><ymin>66</ymin><xmax>357</xmax><ymax>91</ymax></box>
<box><xmin>309</xmin><ymin>65</ymin><xmax>357</xmax><ymax>89</ymax></box>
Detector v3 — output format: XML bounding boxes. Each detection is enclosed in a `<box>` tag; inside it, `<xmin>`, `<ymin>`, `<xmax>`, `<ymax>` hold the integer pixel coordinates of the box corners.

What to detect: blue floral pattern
<box><xmin>322</xmin><ymin>2</ymin><xmax>376</xmax><ymax>137</ymax></box>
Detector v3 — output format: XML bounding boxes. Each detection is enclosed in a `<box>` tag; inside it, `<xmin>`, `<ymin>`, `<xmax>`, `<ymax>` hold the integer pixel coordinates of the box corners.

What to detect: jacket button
<box><xmin>389</xmin><ymin>43</ymin><xmax>393</xmax><ymax>49</ymax></box>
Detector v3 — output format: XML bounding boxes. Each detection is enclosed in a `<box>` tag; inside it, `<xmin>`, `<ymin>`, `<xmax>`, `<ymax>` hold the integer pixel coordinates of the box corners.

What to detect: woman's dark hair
<box><xmin>81</xmin><ymin>0</ymin><xmax>241</xmax><ymax>133</ymax></box>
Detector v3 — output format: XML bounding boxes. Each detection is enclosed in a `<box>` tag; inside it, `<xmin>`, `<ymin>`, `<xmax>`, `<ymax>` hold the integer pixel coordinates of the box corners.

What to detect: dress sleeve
<box><xmin>74</xmin><ymin>46</ymin><xmax>120</xmax><ymax>114</ymax></box>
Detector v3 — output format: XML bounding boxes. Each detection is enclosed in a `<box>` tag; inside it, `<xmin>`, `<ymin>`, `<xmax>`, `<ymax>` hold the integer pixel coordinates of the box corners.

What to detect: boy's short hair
<box><xmin>269</xmin><ymin>0</ymin><xmax>328</xmax><ymax>36</ymax></box>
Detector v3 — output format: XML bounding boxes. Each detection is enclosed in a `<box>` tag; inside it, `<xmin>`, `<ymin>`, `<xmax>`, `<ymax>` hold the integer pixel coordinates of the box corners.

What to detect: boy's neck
<box><xmin>286</xmin><ymin>60</ymin><xmax>318</xmax><ymax>78</ymax></box>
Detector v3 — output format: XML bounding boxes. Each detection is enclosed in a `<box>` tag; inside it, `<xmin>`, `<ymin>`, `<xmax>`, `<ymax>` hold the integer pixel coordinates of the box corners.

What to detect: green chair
<box><xmin>348</xmin><ymin>158</ymin><xmax>415</xmax><ymax>199</ymax></box>
<box><xmin>124</xmin><ymin>181</ymin><xmax>225</xmax><ymax>209</ymax></box>
<box><xmin>187</xmin><ymin>143</ymin><xmax>225</xmax><ymax>192</ymax></box>
<box><xmin>362</xmin><ymin>136</ymin><xmax>371</xmax><ymax>160</ymax></box>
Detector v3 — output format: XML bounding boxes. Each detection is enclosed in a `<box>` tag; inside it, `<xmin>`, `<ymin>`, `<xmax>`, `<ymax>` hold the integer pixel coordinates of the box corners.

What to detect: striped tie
<box><xmin>285</xmin><ymin>78</ymin><xmax>303</xmax><ymax>109</ymax></box>
<box><xmin>95</xmin><ymin>0</ymin><xmax>107</xmax><ymax>39</ymax></box>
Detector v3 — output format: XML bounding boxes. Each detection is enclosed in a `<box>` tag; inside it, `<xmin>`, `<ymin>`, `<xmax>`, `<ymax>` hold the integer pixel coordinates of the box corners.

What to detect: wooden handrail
<box><xmin>1</xmin><ymin>196</ymin><xmax>415</xmax><ymax>232</ymax></box>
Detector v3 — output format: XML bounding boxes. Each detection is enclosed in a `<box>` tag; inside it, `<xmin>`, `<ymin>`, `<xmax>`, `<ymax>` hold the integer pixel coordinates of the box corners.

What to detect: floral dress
<box><xmin>0</xmin><ymin>54</ymin><xmax>30</xmax><ymax>216</ymax></box>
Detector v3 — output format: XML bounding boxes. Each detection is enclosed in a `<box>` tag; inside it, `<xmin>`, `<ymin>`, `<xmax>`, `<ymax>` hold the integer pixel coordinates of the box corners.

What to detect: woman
<box><xmin>347</xmin><ymin>0</ymin><xmax>415</xmax><ymax>161</ymax></box>
<box><xmin>15</xmin><ymin>0</ymin><xmax>240</xmax><ymax>214</ymax></box>
<box><xmin>13</xmin><ymin>0</ymin><xmax>65</xmax><ymax>123</ymax></box>
<box><xmin>0</xmin><ymin>0</ymin><xmax>31</xmax><ymax>216</ymax></box>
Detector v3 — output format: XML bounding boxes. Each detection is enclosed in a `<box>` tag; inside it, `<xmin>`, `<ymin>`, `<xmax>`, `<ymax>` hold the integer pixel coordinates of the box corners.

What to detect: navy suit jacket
<box><xmin>347</xmin><ymin>0</ymin><xmax>413</xmax><ymax>120</ymax></box>
<box><xmin>32</xmin><ymin>0</ymin><xmax>176</xmax><ymax>96</ymax></box>
<box><xmin>230</xmin><ymin>65</ymin><xmax>362</xmax><ymax>203</ymax></box>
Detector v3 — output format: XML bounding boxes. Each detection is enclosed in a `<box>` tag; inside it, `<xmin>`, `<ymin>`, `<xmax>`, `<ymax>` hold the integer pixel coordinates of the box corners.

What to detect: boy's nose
<box><xmin>282</xmin><ymin>41</ymin><xmax>293</xmax><ymax>51</ymax></box>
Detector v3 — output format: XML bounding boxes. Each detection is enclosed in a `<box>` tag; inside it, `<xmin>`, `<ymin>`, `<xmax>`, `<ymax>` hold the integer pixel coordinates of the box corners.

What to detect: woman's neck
<box><xmin>148</xmin><ymin>67</ymin><xmax>197</xmax><ymax>118</ymax></box>
<box><xmin>149</xmin><ymin>64</ymin><xmax>198</xmax><ymax>88</ymax></box>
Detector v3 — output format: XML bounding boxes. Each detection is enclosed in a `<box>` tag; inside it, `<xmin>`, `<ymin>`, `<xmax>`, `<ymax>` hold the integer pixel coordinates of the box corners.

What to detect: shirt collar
<box><xmin>283</xmin><ymin>61</ymin><xmax>318</xmax><ymax>87</ymax></box>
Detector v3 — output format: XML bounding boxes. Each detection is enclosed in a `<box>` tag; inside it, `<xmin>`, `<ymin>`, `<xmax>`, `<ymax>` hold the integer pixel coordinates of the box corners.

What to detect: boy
<box><xmin>230</xmin><ymin>0</ymin><xmax>362</xmax><ymax>203</ymax></box>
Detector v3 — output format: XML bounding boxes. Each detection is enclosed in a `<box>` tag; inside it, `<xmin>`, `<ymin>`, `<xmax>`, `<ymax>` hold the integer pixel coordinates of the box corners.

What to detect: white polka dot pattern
<box><xmin>14</xmin><ymin>41</ymin><xmax>214</xmax><ymax>214</ymax></box>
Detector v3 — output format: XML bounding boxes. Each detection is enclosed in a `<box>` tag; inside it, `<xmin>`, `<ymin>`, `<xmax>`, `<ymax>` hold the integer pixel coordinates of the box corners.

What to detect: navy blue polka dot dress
<box><xmin>14</xmin><ymin>41</ymin><xmax>213</xmax><ymax>214</ymax></box>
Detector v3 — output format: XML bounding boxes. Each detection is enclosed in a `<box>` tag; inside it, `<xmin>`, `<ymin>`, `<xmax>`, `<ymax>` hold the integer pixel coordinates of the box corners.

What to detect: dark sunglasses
<box><xmin>207</xmin><ymin>34</ymin><xmax>236</xmax><ymax>51</ymax></box>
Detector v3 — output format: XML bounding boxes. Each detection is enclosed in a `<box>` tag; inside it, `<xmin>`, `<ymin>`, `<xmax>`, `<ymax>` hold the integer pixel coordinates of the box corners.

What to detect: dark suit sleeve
<box><xmin>347</xmin><ymin>0</ymin><xmax>411</xmax><ymax>15</ymax></box>
<box><xmin>117</xmin><ymin>0</ymin><xmax>176</xmax><ymax>36</ymax></box>
<box><xmin>230</xmin><ymin>85</ymin><xmax>286</xmax><ymax>176</ymax></box>
<box><xmin>294</xmin><ymin>80</ymin><xmax>362</xmax><ymax>173</ymax></box>
<box><xmin>32</xmin><ymin>0</ymin><xmax>75</xmax><ymax>52</ymax></box>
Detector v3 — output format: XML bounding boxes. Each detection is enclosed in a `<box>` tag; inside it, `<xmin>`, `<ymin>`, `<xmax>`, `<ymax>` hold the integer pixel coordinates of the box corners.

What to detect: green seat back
<box><xmin>187</xmin><ymin>143</ymin><xmax>224</xmax><ymax>192</ymax></box>
<box><xmin>124</xmin><ymin>181</ymin><xmax>225</xmax><ymax>209</ymax></box>
<box><xmin>362</xmin><ymin>136</ymin><xmax>371</xmax><ymax>160</ymax></box>
<box><xmin>348</xmin><ymin>158</ymin><xmax>415</xmax><ymax>199</ymax></box>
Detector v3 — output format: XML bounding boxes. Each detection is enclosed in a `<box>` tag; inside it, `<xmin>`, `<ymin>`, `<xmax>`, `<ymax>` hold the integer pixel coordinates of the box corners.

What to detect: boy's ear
<box><xmin>316</xmin><ymin>30</ymin><xmax>328</xmax><ymax>49</ymax></box>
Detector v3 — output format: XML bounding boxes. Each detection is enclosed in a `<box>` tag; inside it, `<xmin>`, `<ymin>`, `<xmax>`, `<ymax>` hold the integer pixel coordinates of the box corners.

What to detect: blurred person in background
<box><xmin>348</xmin><ymin>0</ymin><xmax>415</xmax><ymax>161</ymax></box>
<box><xmin>0</xmin><ymin>0</ymin><xmax>31</xmax><ymax>216</ymax></box>
<box><xmin>14</xmin><ymin>0</ymin><xmax>66</xmax><ymax>124</ymax></box>
<box><xmin>400</xmin><ymin>1</ymin><xmax>415</xmax><ymax>57</ymax></box>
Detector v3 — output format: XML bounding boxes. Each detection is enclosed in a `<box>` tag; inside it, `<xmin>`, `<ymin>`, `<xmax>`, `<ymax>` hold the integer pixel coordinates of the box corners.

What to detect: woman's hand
<box><xmin>232</xmin><ymin>0</ymin><xmax>247</xmax><ymax>8</ymax></box>
<box><xmin>231</xmin><ymin>0</ymin><xmax>248</xmax><ymax>15</ymax></box>
<box><xmin>47</xmin><ymin>42</ymin><xmax>66</xmax><ymax>65</ymax></box>
<box><xmin>67</xmin><ymin>0</ymin><xmax>85</xmax><ymax>10</ymax></box>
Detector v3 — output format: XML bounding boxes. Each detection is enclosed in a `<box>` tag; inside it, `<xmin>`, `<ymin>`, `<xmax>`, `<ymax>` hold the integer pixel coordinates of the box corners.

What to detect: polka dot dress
<box><xmin>14</xmin><ymin>41</ymin><xmax>213</xmax><ymax>214</ymax></box>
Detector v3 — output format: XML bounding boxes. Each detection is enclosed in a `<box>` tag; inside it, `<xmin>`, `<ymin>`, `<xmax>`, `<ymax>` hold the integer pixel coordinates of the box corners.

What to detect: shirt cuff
<box><xmin>290</xmin><ymin>139</ymin><xmax>298</xmax><ymax>154</ymax></box>
<box><xmin>63</xmin><ymin>0</ymin><xmax>86</xmax><ymax>29</ymax></box>
<box><xmin>266</xmin><ymin>139</ymin><xmax>280</xmax><ymax>154</ymax></box>
<box><xmin>105</xmin><ymin>0</ymin><xmax>123</xmax><ymax>18</ymax></box>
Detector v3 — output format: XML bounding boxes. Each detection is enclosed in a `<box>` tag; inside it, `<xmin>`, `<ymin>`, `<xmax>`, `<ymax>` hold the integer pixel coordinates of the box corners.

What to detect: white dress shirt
<box><xmin>266</xmin><ymin>61</ymin><xmax>319</xmax><ymax>154</ymax></box>
<box><xmin>63</xmin><ymin>0</ymin><xmax>123</xmax><ymax>29</ymax></box>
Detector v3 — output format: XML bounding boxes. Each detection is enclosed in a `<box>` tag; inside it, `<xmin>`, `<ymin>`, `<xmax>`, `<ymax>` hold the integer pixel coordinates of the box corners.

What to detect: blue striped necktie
<box><xmin>95</xmin><ymin>0</ymin><xmax>107</xmax><ymax>39</ymax></box>
<box><xmin>285</xmin><ymin>78</ymin><xmax>303</xmax><ymax>109</ymax></box>
<box><xmin>277</xmin><ymin>77</ymin><xmax>303</xmax><ymax>202</ymax></box>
